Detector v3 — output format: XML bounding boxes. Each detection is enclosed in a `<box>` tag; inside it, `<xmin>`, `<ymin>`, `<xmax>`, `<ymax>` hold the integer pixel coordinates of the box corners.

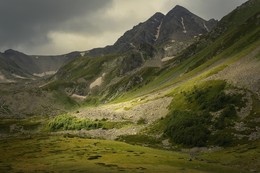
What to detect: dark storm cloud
<box><xmin>0</xmin><ymin>0</ymin><xmax>112</xmax><ymax>51</ymax></box>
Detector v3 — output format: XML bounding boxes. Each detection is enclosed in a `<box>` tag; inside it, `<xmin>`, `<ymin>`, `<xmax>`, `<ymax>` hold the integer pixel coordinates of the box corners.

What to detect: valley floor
<box><xmin>0</xmin><ymin>135</ymin><xmax>259</xmax><ymax>173</ymax></box>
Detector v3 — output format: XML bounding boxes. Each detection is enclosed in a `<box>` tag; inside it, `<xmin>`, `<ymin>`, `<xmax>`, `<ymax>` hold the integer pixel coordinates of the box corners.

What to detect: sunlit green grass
<box><xmin>0</xmin><ymin>135</ymin><xmax>257</xmax><ymax>173</ymax></box>
<box><xmin>199</xmin><ymin>141</ymin><xmax>260</xmax><ymax>172</ymax></box>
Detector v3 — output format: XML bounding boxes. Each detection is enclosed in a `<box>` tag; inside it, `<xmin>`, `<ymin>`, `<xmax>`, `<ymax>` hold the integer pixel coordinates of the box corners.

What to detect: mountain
<box><xmin>0</xmin><ymin>49</ymin><xmax>80</xmax><ymax>82</ymax></box>
<box><xmin>156</xmin><ymin>5</ymin><xmax>217</xmax><ymax>44</ymax></box>
<box><xmin>87</xmin><ymin>5</ymin><xmax>217</xmax><ymax>57</ymax></box>
<box><xmin>42</xmin><ymin>5</ymin><xmax>218</xmax><ymax>99</ymax></box>
<box><xmin>0</xmin><ymin>52</ymin><xmax>32</xmax><ymax>82</ymax></box>
<box><xmin>43</xmin><ymin>2</ymin><xmax>260</xmax><ymax>101</ymax></box>
<box><xmin>36</xmin><ymin>0</ymin><xmax>260</xmax><ymax>145</ymax></box>
<box><xmin>1</xmin><ymin>0</ymin><xmax>260</xmax><ymax>146</ymax></box>
<box><xmin>0</xmin><ymin>1</ymin><xmax>260</xmax><ymax>172</ymax></box>
<box><xmin>0</xmin><ymin>5</ymin><xmax>217</xmax><ymax>83</ymax></box>
<box><xmin>86</xmin><ymin>12</ymin><xmax>165</xmax><ymax>57</ymax></box>
<box><xmin>155</xmin><ymin>5</ymin><xmax>217</xmax><ymax>56</ymax></box>
<box><xmin>112</xmin><ymin>12</ymin><xmax>165</xmax><ymax>52</ymax></box>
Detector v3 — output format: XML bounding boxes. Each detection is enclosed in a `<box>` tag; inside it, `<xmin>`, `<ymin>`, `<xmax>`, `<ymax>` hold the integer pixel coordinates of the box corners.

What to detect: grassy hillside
<box><xmin>39</xmin><ymin>1</ymin><xmax>259</xmax><ymax>108</ymax></box>
<box><xmin>108</xmin><ymin>15</ymin><xmax>259</xmax><ymax>103</ymax></box>
<box><xmin>108</xmin><ymin>0</ymin><xmax>260</xmax><ymax>149</ymax></box>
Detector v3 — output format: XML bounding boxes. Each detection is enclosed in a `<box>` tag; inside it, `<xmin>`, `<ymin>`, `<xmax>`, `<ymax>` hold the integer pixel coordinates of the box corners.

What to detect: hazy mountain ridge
<box><xmin>0</xmin><ymin>49</ymin><xmax>80</xmax><ymax>82</ymax></box>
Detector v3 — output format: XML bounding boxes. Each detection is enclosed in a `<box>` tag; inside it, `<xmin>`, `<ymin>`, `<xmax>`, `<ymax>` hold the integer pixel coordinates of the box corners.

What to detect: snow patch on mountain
<box><xmin>155</xmin><ymin>22</ymin><xmax>162</xmax><ymax>41</ymax></box>
<box><xmin>90</xmin><ymin>73</ymin><xmax>106</xmax><ymax>89</ymax></box>
<box><xmin>12</xmin><ymin>74</ymin><xmax>28</xmax><ymax>79</ymax></box>
<box><xmin>80</xmin><ymin>52</ymin><xmax>85</xmax><ymax>57</ymax></box>
<box><xmin>0</xmin><ymin>72</ymin><xmax>15</xmax><ymax>83</ymax></box>
<box><xmin>162</xmin><ymin>56</ymin><xmax>175</xmax><ymax>62</ymax></box>
<box><xmin>203</xmin><ymin>23</ymin><xmax>209</xmax><ymax>32</ymax></box>
<box><xmin>0</xmin><ymin>72</ymin><xmax>5</xmax><ymax>80</ymax></box>
<box><xmin>164</xmin><ymin>46</ymin><xmax>172</xmax><ymax>51</ymax></box>
<box><xmin>181</xmin><ymin>17</ymin><xmax>187</xmax><ymax>34</ymax></box>
<box><xmin>71</xmin><ymin>94</ymin><xmax>87</xmax><ymax>100</ymax></box>
<box><xmin>33</xmin><ymin>71</ymin><xmax>57</xmax><ymax>77</ymax></box>
<box><xmin>130</xmin><ymin>43</ymin><xmax>136</xmax><ymax>48</ymax></box>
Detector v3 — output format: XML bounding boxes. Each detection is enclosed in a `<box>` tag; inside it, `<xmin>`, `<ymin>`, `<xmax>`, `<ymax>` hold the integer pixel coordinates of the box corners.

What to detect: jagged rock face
<box><xmin>88</xmin><ymin>13</ymin><xmax>165</xmax><ymax>57</ymax></box>
<box><xmin>88</xmin><ymin>5</ymin><xmax>217</xmax><ymax>57</ymax></box>
<box><xmin>120</xmin><ymin>52</ymin><xmax>145</xmax><ymax>75</ymax></box>
<box><xmin>156</xmin><ymin>5</ymin><xmax>217</xmax><ymax>44</ymax></box>
<box><xmin>113</xmin><ymin>12</ymin><xmax>165</xmax><ymax>52</ymax></box>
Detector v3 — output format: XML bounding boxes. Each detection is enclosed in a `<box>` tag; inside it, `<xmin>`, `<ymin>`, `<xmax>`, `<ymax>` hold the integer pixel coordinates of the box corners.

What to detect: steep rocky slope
<box><xmin>87</xmin><ymin>5</ymin><xmax>217</xmax><ymax>57</ymax></box>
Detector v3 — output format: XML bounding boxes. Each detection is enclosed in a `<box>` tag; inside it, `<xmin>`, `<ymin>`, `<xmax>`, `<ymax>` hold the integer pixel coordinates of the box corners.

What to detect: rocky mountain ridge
<box><xmin>87</xmin><ymin>5</ymin><xmax>217</xmax><ymax>57</ymax></box>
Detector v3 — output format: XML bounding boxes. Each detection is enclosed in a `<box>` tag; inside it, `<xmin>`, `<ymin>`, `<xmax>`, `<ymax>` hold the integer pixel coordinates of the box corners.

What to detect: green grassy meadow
<box><xmin>0</xmin><ymin>135</ymin><xmax>259</xmax><ymax>173</ymax></box>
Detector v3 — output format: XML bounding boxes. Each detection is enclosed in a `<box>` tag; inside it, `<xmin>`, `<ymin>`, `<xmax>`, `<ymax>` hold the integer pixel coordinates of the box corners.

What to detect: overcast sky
<box><xmin>0</xmin><ymin>0</ymin><xmax>247</xmax><ymax>55</ymax></box>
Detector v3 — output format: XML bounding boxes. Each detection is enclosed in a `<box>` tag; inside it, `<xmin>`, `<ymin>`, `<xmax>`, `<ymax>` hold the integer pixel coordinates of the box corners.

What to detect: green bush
<box><xmin>183</xmin><ymin>82</ymin><xmax>244</xmax><ymax>113</ymax></box>
<box><xmin>47</xmin><ymin>114</ymin><xmax>132</xmax><ymax>131</ymax></box>
<box><xmin>210</xmin><ymin>131</ymin><xmax>234</xmax><ymax>146</ymax></box>
<box><xmin>137</xmin><ymin>117</ymin><xmax>147</xmax><ymax>125</ymax></box>
<box><xmin>47</xmin><ymin>114</ymin><xmax>102</xmax><ymax>131</ymax></box>
<box><xmin>214</xmin><ymin>105</ymin><xmax>237</xmax><ymax>130</ymax></box>
<box><xmin>165</xmin><ymin>111</ymin><xmax>210</xmax><ymax>147</ymax></box>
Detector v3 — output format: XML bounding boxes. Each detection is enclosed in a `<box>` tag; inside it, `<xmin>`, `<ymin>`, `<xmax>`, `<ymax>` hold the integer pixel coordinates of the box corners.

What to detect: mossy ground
<box><xmin>0</xmin><ymin>135</ymin><xmax>258</xmax><ymax>173</ymax></box>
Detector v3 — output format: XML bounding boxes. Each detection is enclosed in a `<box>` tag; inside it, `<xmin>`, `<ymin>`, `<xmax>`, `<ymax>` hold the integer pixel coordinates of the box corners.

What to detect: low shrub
<box><xmin>214</xmin><ymin>105</ymin><xmax>237</xmax><ymax>130</ymax></box>
<box><xmin>48</xmin><ymin>114</ymin><xmax>102</xmax><ymax>131</ymax></box>
<box><xmin>210</xmin><ymin>131</ymin><xmax>234</xmax><ymax>146</ymax></box>
<box><xmin>47</xmin><ymin>114</ymin><xmax>132</xmax><ymax>131</ymax></box>
<box><xmin>165</xmin><ymin>111</ymin><xmax>210</xmax><ymax>147</ymax></box>
<box><xmin>137</xmin><ymin>117</ymin><xmax>147</xmax><ymax>125</ymax></box>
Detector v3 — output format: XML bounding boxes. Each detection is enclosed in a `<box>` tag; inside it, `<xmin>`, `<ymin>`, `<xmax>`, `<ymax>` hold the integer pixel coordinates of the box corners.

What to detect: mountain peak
<box><xmin>171</xmin><ymin>5</ymin><xmax>190</xmax><ymax>14</ymax></box>
<box><xmin>147</xmin><ymin>12</ymin><xmax>165</xmax><ymax>23</ymax></box>
<box><xmin>4</xmin><ymin>49</ymin><xmax>16</xmax><ymax>54</ymax></box>
<box><xmin>4</xmin><ymin>49</ymin><xmax>26</xmax><ymax>56</ymax></box>
<box><xmin>174</xmin><ymin>5</ymin><xmax>186</xmax><ymax>9</ymax></box>
<box><xmin>151</xmin><ymin>12</ymin><xmax>165</xmax><ymax>18</ymax></box>
<box><xmin>164</xmin><ymin>5</ymin><xmax>194</xmax><ymax>19</ymax></box>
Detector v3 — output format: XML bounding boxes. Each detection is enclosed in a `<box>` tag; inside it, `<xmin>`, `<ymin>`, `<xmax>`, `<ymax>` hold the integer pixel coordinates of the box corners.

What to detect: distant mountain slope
<box><xmin>0</xmin><ymin>53</ymin><xmax>32</xmax><ymax>82</ymax></box>
<box><xmin>0</xmin><ymin>49</ymin><xmax>80</xmax><ymax>82</ymax></box>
